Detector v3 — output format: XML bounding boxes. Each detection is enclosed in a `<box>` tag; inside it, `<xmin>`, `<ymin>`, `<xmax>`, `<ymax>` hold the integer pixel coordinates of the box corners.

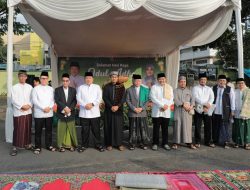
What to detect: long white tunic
<box><xmin>77</xmin><ymin>84</ymin><xmax>102</xmax><ymax>118</ymax></box>
<box><xmin>150</xmin><ymin>83</ymin><xmax>174</xmax><ymax>118</ymax></box>
<box><xmin>234</xmin><ymin>89</ymin><xmax>244</xmax><ymax>119</ymax></box>
<box><xmin>192</xmin><ymin>85</ymin><xmax>214</xmax><ymax>106</ymax></box>
<box><xmin>11</xmin><ymin>83</ymin><xmax>33</xmax><ymax>117</ymax></box>
<box><xmin>32</xmin><ymin>85</ymin><xmax>54</xmax><ymax>118</ymax></box>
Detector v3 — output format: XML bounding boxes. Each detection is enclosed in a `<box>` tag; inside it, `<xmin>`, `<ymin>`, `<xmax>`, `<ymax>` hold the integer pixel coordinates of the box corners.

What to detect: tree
<box><xmin>0</xmin><ymin>0</ymin><xmax>30</xmax><ymax>63</ymax></box>
<box><xmin>244</xmin><ymin>31</ymin><xmax>250</xmax><ymax>68</ymax></box>
<box><xmin>0</xmin><ymin>37</ymin><xmax>6</xmax><ymax>63</ymax></box>
<box><xmin>194</xmin><ymin>0</ymin><xmax>250</xmax><ymax>69</ymax></box>
<box><xmin>0</xmin><ymin>0</ymin><xmax>30</xmax><ymax>36</ymax></box>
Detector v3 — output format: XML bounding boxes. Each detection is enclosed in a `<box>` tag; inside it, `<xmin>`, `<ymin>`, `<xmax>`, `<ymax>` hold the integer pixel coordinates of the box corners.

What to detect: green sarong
<box><xmin>232</xmin><ymin>118</ymin><xmax>250</xmax><ymax>145</ymax></box>
<box><xmin>57</xmin><ymin>119</ymin><xmax>78</xmax><ymax>148</ymax></box>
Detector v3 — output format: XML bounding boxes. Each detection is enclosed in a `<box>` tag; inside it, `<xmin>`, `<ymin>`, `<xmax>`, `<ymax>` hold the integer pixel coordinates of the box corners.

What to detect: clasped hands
<box><xmin>183</xmin><ymin>102</ymin><xmax>193</xmax><ymax>112</ymax></box>
<box><xmin>21</xmin><ymin>104</ymin><xmax>31</xmax><ymax>112</ymax></box>
<box><xmin>111</xmin><ymin>106</ymin><xmax>119</xmax><ymax>112</ymax></box>
<box><xmin>134</xmin><ymin>107</ymin><xmax>143</xmax><ymax>113</ymax></box>
<box><xmin>43</xmin><ymin>107</ymin><xmax>51</xmax><ymax>113</ymax></box>
<box><xmin>85</xmin><ymin>103</ymin><xmax>94</xmax><ymax>110</ymax></box>
<box><xmin>63</xmin><ymin>107</ymin><xmax>71</xmax><ymax>115</ymax></box>
<box><xmin>203</xmin><ymin>103</ymin><xmax>211</xmax><ymax>113</ymax></box>
<box><xmin>160</xmin><ymin>104</ymin><xmax>168</xmax><ymax>112</ymax></box>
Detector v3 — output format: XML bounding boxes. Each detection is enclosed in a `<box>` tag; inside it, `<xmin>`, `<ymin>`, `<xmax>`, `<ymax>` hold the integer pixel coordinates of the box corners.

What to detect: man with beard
<box><xmin>103</xmin><ymin>71</ymin><xmax>126</xmax><ymax>151</ymax></box>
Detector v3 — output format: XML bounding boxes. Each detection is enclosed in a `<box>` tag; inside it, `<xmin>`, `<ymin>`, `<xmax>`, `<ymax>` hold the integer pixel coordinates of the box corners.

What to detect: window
<box><xmin>195</xmin><ymin>59</ymin><xmax>207</xmax><ymax>64</ymax></box>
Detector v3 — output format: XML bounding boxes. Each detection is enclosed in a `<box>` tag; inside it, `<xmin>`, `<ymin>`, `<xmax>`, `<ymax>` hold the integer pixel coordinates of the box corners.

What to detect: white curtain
<box><xmin>9</xmin><ymin>0</ymin><xmax>239</xmax><ymax>21</ymax></box>
<box><xmin>166</xmin><ymin>49</ymin><xmax>180</xmax><ymax>89</ymax></box>
<box><xmin>187</xmin><ymin>6</ymin><xmax>233</xmax><ymax>46</ymax></box>
<box><xmin>144</xmin><ymin>0</ymin><xmax>227</xmax><ymax>21</ymax></box>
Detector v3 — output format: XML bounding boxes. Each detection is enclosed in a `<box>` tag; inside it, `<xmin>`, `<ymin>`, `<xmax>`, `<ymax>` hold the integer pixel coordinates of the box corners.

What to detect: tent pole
<box><xmin>235</xmin><ymin>1</ymin><xmax>244</xmax><ymax>78</ymax></box>
<box><xmin>5</xmin><ymin>6</ymin><xmax>14</xmax><ymax>143</ymax></box>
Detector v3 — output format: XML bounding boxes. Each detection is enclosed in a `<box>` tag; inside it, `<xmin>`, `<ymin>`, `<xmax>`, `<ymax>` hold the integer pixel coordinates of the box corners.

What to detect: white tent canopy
<box><xmin>5</xmin><ymin>0</ymin><xmax>244</xmax><ymax>142</ymax></box>
<box><xmin>9</xmin><ymin>0</ymin><xmax>240</xmax><ymax>57</ymax></box>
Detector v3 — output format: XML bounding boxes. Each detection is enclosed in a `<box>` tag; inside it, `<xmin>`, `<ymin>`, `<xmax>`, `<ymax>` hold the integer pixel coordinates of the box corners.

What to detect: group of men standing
<box><xmin>10</xmin><ymin>64</ymin><xmax>250</xmax><ymax>156</ymax></box>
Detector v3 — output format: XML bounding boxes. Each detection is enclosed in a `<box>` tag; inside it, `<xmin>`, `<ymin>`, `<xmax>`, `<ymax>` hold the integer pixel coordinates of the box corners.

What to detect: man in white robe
<box><xmin>192</xmin><ymin>73</ymin><xmax>215</xmax><ymax>148</ymax></box>
<box><xmin>32</xmin><ymin>71</ymin><xmax>56</xmax><ymax>154</ymax></box>
<box><xmin>77</xmin><ymin>72</ymin><xmax>105</xmax><ymax>152</ymax></box>
<box><xmin>10</xmin><ymin>70</ymin><xmax>33</xmax><ymax>156</ymax></box>
<box><xmin>150</xmin><ymin>73</ymin><xmax>174</xmax><ymax>151</ymax></box>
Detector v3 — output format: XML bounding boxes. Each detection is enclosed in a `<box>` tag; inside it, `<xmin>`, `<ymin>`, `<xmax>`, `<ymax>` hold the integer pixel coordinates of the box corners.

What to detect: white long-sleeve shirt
<box><xmin>77</xmin><ymin>83</ymin><xmax>102</xmax><ymax>118</ymax></box>
<box><xmin>11</xmin><ymin>83</ymin><xmax>33</xmax><ymax>117</ymax></box>
<box><xmin>192</xmin><ymin>85</ymin><xmax>214</xmax><ymax>106</ymax></box>
<box><xmin>214</xmin><ymin>86</ymin><xmax>235</xmax><ymax>115</ymax></box>
<box><xmin>150</xmin><ymin>83</ymin><xmax>174</xmax><ymax>118</ymax></box>
<box><xmin>32</xmin><ymin>85</ymin><xmax>54</xmax><ymax>118</ymax></box>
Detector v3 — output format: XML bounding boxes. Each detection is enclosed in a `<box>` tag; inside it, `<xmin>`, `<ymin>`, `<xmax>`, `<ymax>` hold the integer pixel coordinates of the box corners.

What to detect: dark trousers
<box><xmin>34</xmin><ymin>117</ymin><xmax>53</xmax><ymax>149</ymax></box>
<box><xmin>213</xmin><ymin>114</ymin><xmax>230</xmax><ymax>145</ymax></box>
<box><xmin>194</xmin><ymin>111</ymin><xmax>213</xmax><ymax>145</ymax></box>
<box><xmin>152</xmin><ymin>117</ymin><xmax>170</xmax><ymax>146</ymax></box>
<box><xmin>80</xmin><ymin>117</ymin><xmax>102</xmax><ymax>148</ymax></box>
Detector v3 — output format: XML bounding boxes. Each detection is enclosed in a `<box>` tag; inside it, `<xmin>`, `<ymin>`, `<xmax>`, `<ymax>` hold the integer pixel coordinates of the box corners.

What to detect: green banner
<box><xmin>58</xmin><ymin>57</ymin><xmax>165</xmax><ymax>88</ymax></box>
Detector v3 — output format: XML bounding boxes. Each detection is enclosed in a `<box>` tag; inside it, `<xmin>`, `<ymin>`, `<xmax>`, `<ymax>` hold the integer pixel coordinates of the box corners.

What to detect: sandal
<box><xmin>195</xmin><ymin>144</ymin><xmax>201</xmax><ymax>148</ymax></box>
<box><xmin>47</xmin><ymin>146</ymin><xmax>56</xmax><ymax>152</ymax></box>
<box><xmin>106</xmin><ymin>146</ymin><xmax>113</xmax><ymax>151</ymax></box>
<box><xmin>245</xmin><ymin>144</ymin><xmax>250</xmax><ymax>150</ymax></box>
<box><xmin>190</xmin><ymin>144</ymin><xmax>197</xmax><ymax>149</ymax></box>
<box><xmin>10</xmin><ymin>148</ymin><xmax>17</xmax><ymax>156</ymax></box>
<box><xmin>33</xmin><ymin>148</ymin><xmax>41</xmax><ymax>155</ymax></box>
<box><xmin>118</xmin><ymin>145</ymin><xmax>125</xmax><ymax>151</ymax></box>
<box><xmin>25</xmin><ymin>144</ymin><xmax>34</xmax><ymax>150</ymax></box>
<box><xmin>139</xmin><ymin>144</ymin><xmax>147</xmax><ymax>150</ymax></box>
<box><xmin>69</xmin><ymin>147</ymin><xmax>75</xmax><ymax>152</ymax></box>
<box><xmin>77</xmin><ymin>146</ymin><xmax>85</xmax><ymax>153</ymax></box>
<box><xmin>129</xmin><ymin>145</ymin><xmax>135</xmax><ymax>150</ymax></box>
<box><xmin>233</xmin><ymin>144</ymin><xmax>239</xmax><ymax>148</ymax></box>
<box><xmin>58</xmin><ymin>147</ymin><xmax>65</xmax><ymax>152</ymax></box>
<box><xmin>172</xmin><ymin>144</ymin><xmax>178</xmax><ymax>150</ymax></box>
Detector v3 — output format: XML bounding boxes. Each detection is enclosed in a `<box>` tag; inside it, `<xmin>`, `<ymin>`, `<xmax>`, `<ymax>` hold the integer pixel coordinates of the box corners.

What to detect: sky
<box><xmin>16</xmin><ymin>14</ymin><xmax>27</xmax><ymax>24</ymax></box>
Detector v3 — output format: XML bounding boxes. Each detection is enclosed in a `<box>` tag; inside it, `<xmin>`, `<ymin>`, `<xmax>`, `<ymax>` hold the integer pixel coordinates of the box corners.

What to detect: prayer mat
<box><xmin>115</xmin><ymin>173</ymin><xmax>167</xmax><ymax>189</ymax></box>
<box><xmin>0</xmin><ymin>174</ymin><xmax>116</xmax><ymax>190</ymax></box>
<box><xmin>197</xmin><ymin>171</ymin><xmax>236</xmax><ymax>190</ymax></box>
<box><xmin>120</xmin><ymin>188</ymin><xmax>159</xmax><ymax>190</ymax></box>
<box><xmin>165</xmin><ymin>172</ymin><xmax>209</xmax><ymax>190</ymax></box>
<box><xmin>218</xmin><ymin>170</ymin><xmax>250</xmax><ymax>190</ymax></box>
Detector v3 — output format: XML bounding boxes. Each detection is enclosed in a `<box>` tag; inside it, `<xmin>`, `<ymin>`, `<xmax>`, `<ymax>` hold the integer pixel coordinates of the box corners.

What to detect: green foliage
<box><xmin>194</xmin><ymin>1</ymin><xmax>250</xmax><ymax>71</ymax></box>
<box><xmin>243</xmin><ymin>31</ymin><xmax>250</xmax><ymax>68</ymax></box>
<box><xmin>0</xmin><ymin>37</ymin><xmax>6</xmax><ymax>63</ymax></box>
<box><xmin>0</xmin><ymin>0</ymin><xmax>31</xmax><ymax>36</ymax></box>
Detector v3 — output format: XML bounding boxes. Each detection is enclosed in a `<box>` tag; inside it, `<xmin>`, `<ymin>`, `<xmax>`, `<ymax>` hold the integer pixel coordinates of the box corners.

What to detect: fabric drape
<box><xmin>8</xmin><ymin>0</ymin><xmax>239</xmax><ymax>21</ymax></box>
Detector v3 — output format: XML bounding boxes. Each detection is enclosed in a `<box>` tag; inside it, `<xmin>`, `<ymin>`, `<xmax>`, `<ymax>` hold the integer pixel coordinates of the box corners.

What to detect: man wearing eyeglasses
<box><xmin>32</xmin><ymin>71</ymin><xmax>56</xmax><ymax>154</ymax></box>
<box><xmin>55</xmin><ymin>73</ymin><xmax>78</xmax><ymax>152</ymax></box>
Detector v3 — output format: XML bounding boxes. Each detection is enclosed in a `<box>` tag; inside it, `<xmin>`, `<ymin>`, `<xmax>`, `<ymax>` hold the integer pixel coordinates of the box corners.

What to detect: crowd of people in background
<box><xmin>9</xmin><ymin>62</ymin><xmax>250</xmax><ymax>156</ymax></box>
